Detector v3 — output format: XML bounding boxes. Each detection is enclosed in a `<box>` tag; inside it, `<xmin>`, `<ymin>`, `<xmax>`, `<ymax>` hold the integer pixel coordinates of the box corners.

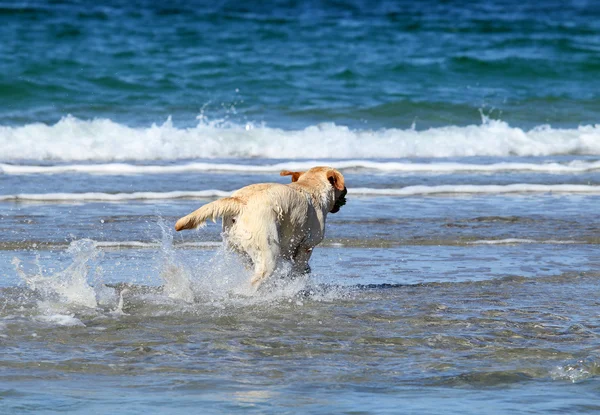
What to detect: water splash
<box><xmin>157</xmin><ymin>218</ymin><xmax>260</xmax><ymax>305</ymax></box>
<box><xmin>109</xmin><ymin>288</ymin><xmax>130</xmax><ymax>316</ymax></box>
<box><xmin>157</xmin><ymin>219</ymin><xmax>332</xmax><ymax>308</ymax></box>
<box><xmin>6</xmin><ymin>222</ymin><xmax>347</xmax><ymax>322</ymax></box>
<box><xmin>551</xmin><ymin>355</ymin><xmax>600</xmax><ymax>383</ymax></box>
<box><xmin>13</xmin><ymin>239</ymin><xmax>101</xmax><ymax>310</ymax></box>
<box><xmin>157</xmin><ymin>219</ymin><xmax>195</xmax><ymax>303</ymax></box>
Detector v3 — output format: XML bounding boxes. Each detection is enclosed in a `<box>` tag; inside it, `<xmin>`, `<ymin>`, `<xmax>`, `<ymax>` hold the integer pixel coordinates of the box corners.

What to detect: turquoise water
<box><xmin>1</xmin><ymin>1</ymin><xmax>600</xmax><ymax>414</ymax></box>
<box><xmin>3</xmin><ymin>0</ymin><xmax>600</xmax><ymax>129</ymax></box>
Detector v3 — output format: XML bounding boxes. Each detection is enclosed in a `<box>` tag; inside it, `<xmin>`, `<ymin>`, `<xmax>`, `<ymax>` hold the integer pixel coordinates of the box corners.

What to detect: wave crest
<box><xmin>1</xmin><ymin>115</ymin><xmax>599</xmax><ymax>161</ymax></box>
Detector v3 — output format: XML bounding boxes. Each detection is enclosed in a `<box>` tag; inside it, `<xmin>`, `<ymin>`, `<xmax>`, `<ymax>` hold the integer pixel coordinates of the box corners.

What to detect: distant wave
<box><xmin>2</xmin><ymin>159</ymin><xmax>600</xmax><ymax>175</ymax></box>
<box><xmin>0</xmin><ymin>115</ymin><xmax>599</xmax><ymax>161</ymax></box>
<box><xmin>0</xmin><ymin>190</ymin><xmax>231</xmax><ymax>202</ymax></box>
<box><xmin>351</xmin><ymin>184</ymin><xmax>600</xmax><ymax>196</ymax></box>
<box><xmin>2</xmin><ymin>184</ymin><xmax>599</xmax><ymax>202</ymax></box>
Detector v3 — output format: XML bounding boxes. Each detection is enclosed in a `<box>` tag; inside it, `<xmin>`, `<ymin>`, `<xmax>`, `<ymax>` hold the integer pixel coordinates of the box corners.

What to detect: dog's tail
<box><xmin>174</xmin><ymin>197</ymin><xmax>245</xmax><ymax>231</ymax></box>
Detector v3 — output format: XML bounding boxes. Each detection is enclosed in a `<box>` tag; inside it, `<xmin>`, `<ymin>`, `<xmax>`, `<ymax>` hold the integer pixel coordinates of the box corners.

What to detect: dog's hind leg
<box><xmin>250</xmin><ymin>252</ymin><xmax>278</xmax><ymax>288</ymax></box>
<box><xmin>248</xmin><ymin>232</ymin><xmax>280</xmax><ymax>289</ymax></box>
<box><xmin>249</xmin><ymin>239</ymin><xmax>281</xmax><ymax>288</ymax></box>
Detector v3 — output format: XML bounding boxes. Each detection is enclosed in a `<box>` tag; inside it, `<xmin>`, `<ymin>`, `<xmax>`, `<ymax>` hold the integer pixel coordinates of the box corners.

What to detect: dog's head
<box><xmin>281</xmin><ymin>167</ymin><xmax>347</xmax><ymax>213</ymax></box>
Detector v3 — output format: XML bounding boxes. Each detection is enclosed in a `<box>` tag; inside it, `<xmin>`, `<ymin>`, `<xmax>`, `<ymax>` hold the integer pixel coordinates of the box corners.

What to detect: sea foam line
<box><xmin>1</xmin><ymin>115</ymin><xmax>600</xmax><ymax>161</ymax></box>
<box><xmin>1</xmin><ymin>184</ymin><xmax>600</xmax><ymax>202</ymax></box>
<box><xmin>0</xmin><ymin>190</ymin><xmax>231</xmax><ymax>202</ymax></box>
<box><xmin>351</xmin><ymin>184</ymin><xmax>600</xmax><ymax>196</ymax></box>
<box><xmin>2</xmin><ymin>159</ymin><xmax>600</xmax><ymax>175</ymax></box>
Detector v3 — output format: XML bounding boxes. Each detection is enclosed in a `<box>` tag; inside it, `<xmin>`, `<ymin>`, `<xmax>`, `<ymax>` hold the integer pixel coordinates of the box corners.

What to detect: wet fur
<box><xmin>175</xmin><ymin>167</ymin><xmax>346</xmax><ymax>288</ymax></box>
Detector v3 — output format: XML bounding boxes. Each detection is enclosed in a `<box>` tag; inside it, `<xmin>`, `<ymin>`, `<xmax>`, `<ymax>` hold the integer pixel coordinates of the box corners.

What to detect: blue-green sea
<box><xmin>1</xmin><ymin>1</ymin><xmax>600</xmax><ymax>414</ymax></box>
<box><xmin>4</xmin><ymin>0</ymin><xmax>600</xmax><ymax>131</ymax></box>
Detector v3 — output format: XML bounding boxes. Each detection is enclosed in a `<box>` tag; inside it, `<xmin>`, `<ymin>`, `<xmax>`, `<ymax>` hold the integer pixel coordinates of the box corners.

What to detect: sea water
<box><xmin>1</xmin><ymin>1</ymin><xmax>600</xmax><ymax>414</ymax></box>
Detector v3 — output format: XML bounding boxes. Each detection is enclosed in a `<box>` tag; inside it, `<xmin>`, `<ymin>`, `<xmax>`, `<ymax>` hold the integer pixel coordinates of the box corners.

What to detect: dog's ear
<box><xmin>327</xmin><ymin>169</ymin><xmax>345</xmax><ymax>191</ymax></box>
<box><xmin>280</xmin><ymin>170</ymin><xmax>304</xmax><ymax>182</ymax></box>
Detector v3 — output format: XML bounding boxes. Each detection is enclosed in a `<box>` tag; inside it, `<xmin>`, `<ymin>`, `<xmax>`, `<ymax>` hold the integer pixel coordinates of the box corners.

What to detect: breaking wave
<box><xmin>1</xmin><ymin>115</ymin><xmax>599</xmax><ymax>161</ymax></box>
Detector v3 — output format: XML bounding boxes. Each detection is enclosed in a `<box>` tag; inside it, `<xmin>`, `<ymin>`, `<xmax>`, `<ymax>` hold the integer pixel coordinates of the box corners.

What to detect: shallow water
<box><xmin>1</xmin><ymin>157</ymin><xmax>600</xmax><ymax>414</ymax></box>
<box><xmin>2</xmin><ymin>0</ymin><xmax>600</xmax><ymax>412</ymax></box>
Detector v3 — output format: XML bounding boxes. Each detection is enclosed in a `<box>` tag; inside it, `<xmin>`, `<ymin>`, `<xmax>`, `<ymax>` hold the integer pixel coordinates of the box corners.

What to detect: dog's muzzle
<box><xmin>330</xmin><ymin>187</ymin><xmax>347</xmax><ymax>213</ymax></box>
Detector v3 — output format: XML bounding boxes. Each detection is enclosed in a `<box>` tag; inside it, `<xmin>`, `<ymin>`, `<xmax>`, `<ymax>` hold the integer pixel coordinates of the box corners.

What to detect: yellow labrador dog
<box><xmin>175</xmin><ymin>166</ymin><xmax>347</xmax><ymax>288</ymax></box>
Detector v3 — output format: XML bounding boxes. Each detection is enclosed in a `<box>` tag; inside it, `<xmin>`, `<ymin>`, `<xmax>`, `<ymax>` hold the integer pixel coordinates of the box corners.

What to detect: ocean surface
<box><xmin>1</xmin><ymin>0</ymin><xmax>600</xmax><ymax>413</ymax></box>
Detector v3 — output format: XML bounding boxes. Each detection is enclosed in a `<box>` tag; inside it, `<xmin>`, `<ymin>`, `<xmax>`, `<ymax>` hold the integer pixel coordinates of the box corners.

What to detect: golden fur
<box><xmin>175</xmin><ymin>166</ymin><xmax>347</xmax><ymax>288</ymax></box>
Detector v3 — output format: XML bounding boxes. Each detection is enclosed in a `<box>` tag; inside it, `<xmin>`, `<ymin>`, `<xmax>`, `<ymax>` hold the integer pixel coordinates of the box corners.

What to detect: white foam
<box><xmin>3</xmin><ymin>184</ymin><xmax>599</xmax><ymax>202</ymax></box>
<box><xmin>351</xmin><ymin>184</ymin><xmax>600</xmax><ymax>196</ymax></box>
<box><xmin>1</xmin><ymin>115</ymin><xmax>599</xmax><ymax>161</ymax></box>
<box><xmin>0</xmin><ymin>190</ymin><xmax>231</xmax><ymax>202</ymax></box>
<box><xmin>2</xmin><ymin>159</ymin><xmax>600</xmax><ymax>176</ymax></box>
